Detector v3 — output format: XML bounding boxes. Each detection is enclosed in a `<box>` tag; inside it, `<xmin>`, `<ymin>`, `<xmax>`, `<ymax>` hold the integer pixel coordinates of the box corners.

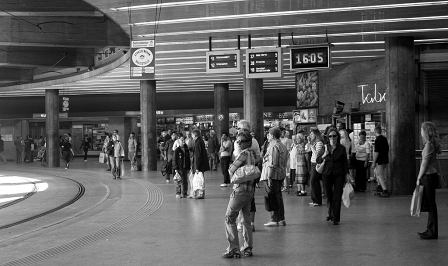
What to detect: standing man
<box><xmin>191</xmin><ymin>129</ymin><xmax>210</xmax><ymax>199</ymax></box>
<box><xmin>103</xmin><ymin>134</ymin><xmax>112</xmax><ymax>171</ymax></box>
<box><xmin>128</xmin><ymin>132</ymin><xmax>138</xmax><ymax>170</ymax></box>
<box><xmin>14</xmin><ymin>136</ymin><xmax>21</xmax><ymax>163</ymax></box>
<box><xmin>207</xmin><ymin>130</ymin><xmax>219</xmax><ymax>171</ymax></box>
<box><xmin>372</xmin><ymin>126</ymin><xmax>390</xmax><ymax>197</ymax></box>
<box><xmin>165</xmin><ymin>132</ymin><xmax>178</xmax><ymax>183</ymax></box>
<box><xmin>260</xmin><ymin>127</ymin><xmax>288</xmax><ymax>227</ymax></box>
<box><xmin>0</xmin><ymin>135</ymin><xmax>6</xmax><ymax>164</ymax></box>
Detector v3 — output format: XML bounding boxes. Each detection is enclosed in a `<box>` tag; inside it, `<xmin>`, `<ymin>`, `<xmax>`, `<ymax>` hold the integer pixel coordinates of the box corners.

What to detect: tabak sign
<box><xmin>130</xmin><ymin>40</ymin><xmax>155</xmax><ymax>80</ymax></box>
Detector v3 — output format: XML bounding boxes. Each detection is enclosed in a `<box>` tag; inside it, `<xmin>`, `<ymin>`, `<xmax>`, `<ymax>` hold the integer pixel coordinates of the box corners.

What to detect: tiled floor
<box><xmin>0</xmin><ymin>159</ymin><xmax>447</xmax><ymax>266</ymax></box>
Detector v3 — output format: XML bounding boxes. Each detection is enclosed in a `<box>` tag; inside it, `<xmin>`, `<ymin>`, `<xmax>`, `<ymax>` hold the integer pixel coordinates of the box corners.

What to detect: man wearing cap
<box><xmin>260</xmin><ymin>127</ymin><xmax>288</xmax><ymax>227</ymax></box>
<box><xmin>0</xmin><ymin>135</ymin><xmax>6</xmax><ymax>164</ymax></box>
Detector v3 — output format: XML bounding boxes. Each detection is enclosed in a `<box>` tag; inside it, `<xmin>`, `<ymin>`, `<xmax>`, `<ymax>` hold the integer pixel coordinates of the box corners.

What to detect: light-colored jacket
<box><xmin>128</xmin><ymin>137</ymin><xmax>137</xmax><ymax>152</ymax></box>
<box><xmin>113</xmin><ymin>141</ymin><xmax>125</xmax><ymax>158</ymax></box>
<box><xmin>260</xmin><ymin>139</ymin><xmax>287</xmax><ymax>181</ymax></box>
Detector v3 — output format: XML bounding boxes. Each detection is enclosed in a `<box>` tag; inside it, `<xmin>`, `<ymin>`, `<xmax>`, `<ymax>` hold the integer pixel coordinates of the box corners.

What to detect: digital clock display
<box><xmin>290</xmin><ymin>45</ymin><xmax>331</xmax><ymax>70</ymax></box>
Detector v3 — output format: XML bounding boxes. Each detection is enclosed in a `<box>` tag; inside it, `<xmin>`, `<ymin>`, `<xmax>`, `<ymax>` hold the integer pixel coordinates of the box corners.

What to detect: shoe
<box><xmin>113</xmin><ymin>177</ymin><xmax>116</xmax><ymax>179</ymax></box>
<box><xmin>309</xmin><ymin>202</ymin><xmax>316</xmax><ymax>205</ymax></box>
<box><xmin>333</xmin><ymin>221</ymin><xmax>339</xmax><ymax>225</ymax></box>
<box><xmin>237</xmin><ymin>223</ymin><xmax>242</xmax><ymax>232</ymax></box>
<box><xmin>418</xmin><ymin>232</ymin><xmax>437</xmax><ymax>239</ymax></box>
<box><xmin>326</xmin><ymin>216</ymin><xmax>333</xmax><ymax>222</ymax></box>
<box><xmin>106</xmin><ymin>168</ymin><xmax>111</xmax><ymax>171</ymax></box>
<box><xmin>222</xmin><ymin>249</ymin><xmax>241</xmax><ymax>258</ymax></box>
<box><xmin>187</xmin><ymin>195</ymin><xmax>194</xmax><ymax>199</ymax></box>
<box><xmin>65</xmin><ymin>167</ymin><xmax>68</xmax><ymax>170</ymax></box>
<box><xmin>241</xmin><ymin>249</ymin><xmax>253</xmax><ymax>257</ymax></box>
<box><xmin>281</xmin><ymin>187</ymin><xmax>288</xmax><ymax>192</ymax></box>
<box><xmin>296</xmin><ymin>191</ymin><xmax>307</xmax><ymax>196</ymax></box>
<box><xmin>378</xmin><ymin>191</ymin><xmax>390</xmax><ymax>198</ymax></box>
<box><xmin>220</xmin><ymin>183</ymin><xmax>228</xmax><ymax>187</ymax></box>
<box><xmin>279</xmin><ymin>220</ymin><xmax>286</xmax><ymax>226</ymax></box>
<box><xmin>166</xmin><ymin>179</ymin><xmax>170</xmax><ymax>183</ymax></box>
<box><xmin>264</xmin><ymin>221</ymin><xmax>279</xmax><ymax>227</ymax></box>
<box><xmin>176</xmin><ymin>195</ymin><xmax>181</xmax><ymax>199</ymax></box>
<box><xmin>313</xmin><ymin>203</ymin><xmax>322</xmax><ymax>206</ymax></box>
<box><xmin>84</xmin><ymin>160</ymin><xmax>87</xmax><ymax>162</ymax></box>
<box><xmin>117</xmin><ymin>177</ymin><xmax>121</xmax><ymax>179</ymax></box>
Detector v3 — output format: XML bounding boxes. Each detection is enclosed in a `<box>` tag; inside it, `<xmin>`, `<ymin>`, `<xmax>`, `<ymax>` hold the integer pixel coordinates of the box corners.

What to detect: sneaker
<box><xmin>176</xmin><ymin>195</ymin><xmax>181</xmax><ymax>199</ymax></box>
<box><xmin>166</xmin><ymin>179</ymin><xmax>170</xmax><ymax>183</ymax></box>
<box><xmin>222</xmin><ymin>249</ymin><xmax>241</xmax><ymax>258</ymax></box>
<box><xmin>263</xmin><ymin>221</ymin><xmax>279</xmax><ymax>227</ymax></box>
<box><xmin>220</xmin><ymin>183</ymin><xmax>228</xmax><ymax>187</ymax></box>
<box><xmin>313</xmin><ymin>203</ymin><xmax>322</xmax><ymax>206</ymax></box>
<box><xmin>65</xmin><ymin>167</ymin><xmax>68</xmax><ymax>170</ymax></box>
<box><xmin>84</xmin><ymin>160</ymin><xmax>87</xmax><ymax>162</ymax></box>
<box><xmin>378</xmin><ymin>191</ymin><xmax>390</xmax><ymax>198</ymax></box>
<box><xmin>281</xmin><ymin>187</ymin><xmax>288</xmax><ymax>192</ymax></box>
<box><xmin>241</xmin><ymin>249</ymin><xmax>253</xmax><ymax>257</ymax></box>
<box><xmin>279</xmin><ymin>220</ymin><xmax>286</xmax><ymax>226</ymax></box>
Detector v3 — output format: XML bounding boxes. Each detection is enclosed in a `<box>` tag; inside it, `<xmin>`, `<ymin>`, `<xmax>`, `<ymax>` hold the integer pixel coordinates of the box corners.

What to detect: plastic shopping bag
<box><xmin>192</xmin><ymin>172</ymin><xmax>205</xmax><ymax>199</ymax></box>
<box><xmin>411</xmin><ymin>185</ymin><xmax>424</xmax><ymax>217</ymax></box>
<box><xmin>342</xmin><ymin>183</ymin><xmax>354</xmax><ymax>208</ymax></box>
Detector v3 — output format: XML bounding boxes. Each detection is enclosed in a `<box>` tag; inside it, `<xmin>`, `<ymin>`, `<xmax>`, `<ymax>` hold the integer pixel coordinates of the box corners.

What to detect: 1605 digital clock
<box><xmin>289</xmin><ymin>45</ymin><xmax>331</xmax><ymax>70</ymax></box>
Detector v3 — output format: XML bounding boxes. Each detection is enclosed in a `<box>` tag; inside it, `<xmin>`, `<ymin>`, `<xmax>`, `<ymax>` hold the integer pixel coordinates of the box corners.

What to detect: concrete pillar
<box><xmin>45</xmin><ymin>89</ymin><xmax>60</xmax><ymax>167</ymax></box>
<box><xmin>214</xmin><ymin>83</ymin><xmax>229</xmax><ymax>141</ymax></box>
<box><xmin>243</xmin><ymin>78</ymin><xmax>264</xmax><ymax>145</ymax></box>
<box><xmin>385</xmin><ymin>36</ymin><xmax>415</xmax><ymax>195</ymax></box>
<box><xmin>21</xmin><ymin>119</ymin><xmax>29</xmax><ymax>138</ymax></box>
<box><xmin>140</xmin><ymin>80</ymin><xmax>157</xmax><ymax>171</ymax></box>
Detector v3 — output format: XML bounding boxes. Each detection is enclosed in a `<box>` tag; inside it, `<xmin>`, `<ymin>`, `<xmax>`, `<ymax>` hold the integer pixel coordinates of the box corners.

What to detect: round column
<box><xmin>45</xmin><ymin>89</ymin><xmax>60</xmax><ymax>167</ymax></box>
<box><xmin>140</xmin><ymin>80</ymin><xmax>157</xmax><ymax>171</ymax></box>
<box><xmin>243</xmin><ymin>78</ymin><xmax>264</xmax><ymax>145</ymax></box>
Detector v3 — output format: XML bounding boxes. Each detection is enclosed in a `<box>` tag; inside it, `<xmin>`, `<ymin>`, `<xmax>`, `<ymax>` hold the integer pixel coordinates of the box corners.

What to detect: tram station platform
<box><xmin>0</xmin><ymin>159</ymin><xmax>447</xmax><ymax>266</ymax></box>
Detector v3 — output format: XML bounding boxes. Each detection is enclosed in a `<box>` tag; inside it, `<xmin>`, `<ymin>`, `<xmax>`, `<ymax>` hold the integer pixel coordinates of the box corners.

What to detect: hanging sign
<box><xmin>206</xmin><ymin>50</ymin><xmax>241</xmax><ymax>73</ymax></box>
<box><xmin>130</xmin><ymin>40</ymin><xmax>155</xmax><ymax>80</ymax></box>
<box><xmin>246</xmin><ymin>47</ymin><xmax>283</xmax><ymax>78</ymax></box>
<box><xmin>290</xmin><ymin>44</ymin><xmax>331</xmax><ymax>70</ymax></box>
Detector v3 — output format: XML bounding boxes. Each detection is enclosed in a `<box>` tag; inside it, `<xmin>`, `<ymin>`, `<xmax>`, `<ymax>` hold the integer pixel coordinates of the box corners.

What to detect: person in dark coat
<box><xmin>172</xmin><ymin>136</ymin><xmax>191</xmax><ymax>198</ymax></box>
<box><xmin>321</xmin><ymin>128</ymin><xmax>349</xmax><ymax>225</ymax></box>
<box><xmin>191</xmin><ymin>129</ymin><xmax>210</xmax><ymax>198</ymax></box>
<box><xmin>80</xmin><ymin>135</ymin><xmax>91</xmax><ymax>162</ymax></box>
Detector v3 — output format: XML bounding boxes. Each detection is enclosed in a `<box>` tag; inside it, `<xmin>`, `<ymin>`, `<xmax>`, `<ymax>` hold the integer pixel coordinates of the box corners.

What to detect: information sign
<box><xmin>130</xmin><ymin>40</ymin><xmax>155</xmax><ymax>80</ymax></box>
<box><xmin>246</xmin><ymin>47</ymin><xmax>283</xmax><ymax>78</ymax></box>
<box><xmin>206</xmin><ymin>50</ymin><xmax>241</xmax><ymax>74</ymax></box>
<box><xmin>290</xmin><ymin>44</ymin><xmax>331</xmax><ymax>70</ymax></box>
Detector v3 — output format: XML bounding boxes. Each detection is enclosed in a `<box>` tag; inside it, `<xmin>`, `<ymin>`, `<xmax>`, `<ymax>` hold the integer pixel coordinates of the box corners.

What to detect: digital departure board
<box><xmin>289</xmin><ymin>45</ymin><xmax>331</xmax><ymax>70</ymax></box>
<box><xmin>206</xmin><ymin>50</ymin><xmax>241</xmax><ymax>74</ymax></box>
<box><xmin>246</xmin><ymin>47</ymin><xmax>283</xmax><ymax>78</ymax></box>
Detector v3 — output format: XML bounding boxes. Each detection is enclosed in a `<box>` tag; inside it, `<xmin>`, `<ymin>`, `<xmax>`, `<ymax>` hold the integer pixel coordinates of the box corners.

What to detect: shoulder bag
<box><xmin>315</xmin><ymin>145</ymin><xmax>327</xmax><ymax>174</ymax></box>
<box><xmin>231</xmin><ymin>150</ymin><xmax>261</xmax><ymax>184</ymax></box>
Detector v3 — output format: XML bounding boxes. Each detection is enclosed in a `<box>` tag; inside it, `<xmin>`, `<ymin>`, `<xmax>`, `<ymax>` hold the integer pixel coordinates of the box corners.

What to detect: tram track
<box><xmin>0</xmin><ymin>178</ymin><xmax>38</xmax><ymax>210</ymax></box>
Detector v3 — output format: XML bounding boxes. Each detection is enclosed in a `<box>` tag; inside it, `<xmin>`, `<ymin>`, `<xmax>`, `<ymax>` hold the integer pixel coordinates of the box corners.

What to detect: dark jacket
<box><xmin>207</xmin><ymin>135</ymin><xmax>219</xmax><ymax>153</ymax></box>
<box><xmin>193</xmin><ymin>137</ymin><xmax>210</xmax><ymax>173</ymax></box>
<box><xmin>322</xmin><ymin>144</ymin><xmax>349</xmax><ymax>176</ymax></box>
<box><xmin>172</xmin><ymin>144</ymin><xmax>191</xmax><ymax>171</ymax></box>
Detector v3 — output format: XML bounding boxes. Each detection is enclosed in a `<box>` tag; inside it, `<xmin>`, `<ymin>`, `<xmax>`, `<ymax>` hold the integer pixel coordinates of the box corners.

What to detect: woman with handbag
<box><xmin>352</xmin><ymin>131</ymin><xmax>371</xmax><ymax>192</ymax></box>
<box><xmin>307</xmin><ymin>129</ymin><xmax>325</xmax><ymax>206</ymax></box>
<box><xmin>172</xmin><ymin>136</ymin><xmax>191</xmax><ymax>199</ymax></box>
<box><xmin>321</xmin><ymin>128</ymin><xmax>349</xmax><ymax>225</ymax></box>
<box><xmin>222</xmin><ymin>131</ymin><xmax>255</xmax><ymax>258</ymax></box>
<box><xmin>416</xmin><ymin>121</ymin><xmax>441</xmax><ymax>240</ymax></box>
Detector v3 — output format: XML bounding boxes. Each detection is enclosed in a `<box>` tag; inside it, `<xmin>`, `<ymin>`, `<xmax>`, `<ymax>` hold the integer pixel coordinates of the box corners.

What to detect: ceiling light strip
<box><xmin>130</xmin><ymin>1</ymin><xmax>448</xmax><ymax>26</ymax></box>
<box><xmin>139</xmin><ymin>15</ymin><xmax>448</xmax><ymax>37</ymax></box>
<box><xmin>111</xmin><ymin>0</ymin><xmax>249</xmax><ymax>11</ymax></box>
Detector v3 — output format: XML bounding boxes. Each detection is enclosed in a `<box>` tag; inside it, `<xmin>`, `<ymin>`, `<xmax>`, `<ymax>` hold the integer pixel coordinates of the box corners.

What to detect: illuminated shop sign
<box><xmin>358</xmin><ymin>84</ymin><xmax>386</xmax><ymax>104</ymax></box>
<box><xmin>175</xmin><ymin>117</ymin><xmax>194</xmax><ymax>124</ymax></box>
<box><xmin>263</xmin><ymin>112</ymin><xmax>292</xmax><ymax>120</ymax></box>
<box><xmin>246</xmin><ymin>47</ymin><xmax>283</xmax><ymax>79</ymax></box>
<box><xmin>33</xmin><ymin>113</ymin><xmax>68</xmax><ymax>118</ymax></box>
<box><xmin>195</xmin><ymin>114</ymin><xmax>214</xmax><ymax>123</ymax></box>
<box><xmin>290</xmin><ymin>44</ymin><xmax>331</xmax><ymax>70</ymax></box>
<box><xmin>206</xmin><ymin>50</ymin><xmax>241</xmax><ymax>74</ymax></box>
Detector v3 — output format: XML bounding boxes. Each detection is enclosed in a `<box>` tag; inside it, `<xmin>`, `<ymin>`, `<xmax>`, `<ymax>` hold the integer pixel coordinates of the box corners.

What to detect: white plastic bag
<box><xmin>192</xmin><ymin>172</ymin><xmax>205</xmax><ymax>191</ymax></box>
<box><xmin>342</xmin><ymin>183</ymin><xmax>354</xmax><ymax>208</ymax></box>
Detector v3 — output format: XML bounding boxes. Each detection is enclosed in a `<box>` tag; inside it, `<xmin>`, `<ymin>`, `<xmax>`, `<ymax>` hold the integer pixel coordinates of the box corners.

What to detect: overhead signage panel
<box><xmin>130</xmin><ymin>40</ymin><xmax>155</xmax><ymax>80</ymax></box>
<box><xmin>206</xmin><ymin>50</ymin><xmax>241</xmax><ymax>74</ymax></box>
<box><xmin>246</xmin><ymin>47</ymin><xmax>283</xmax><ymax>79</ymax></box>
<box><xmin>290</xmin><ymin>44</ymin><xmax>331</xmax><ymax>71</ymax></box>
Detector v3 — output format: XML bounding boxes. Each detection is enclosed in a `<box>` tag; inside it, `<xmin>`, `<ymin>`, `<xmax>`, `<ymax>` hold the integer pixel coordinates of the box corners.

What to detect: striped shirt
<box><xmin>310</xmin><ymin>141</ymin><xmax>324</xmax><ymax>163</ymax></box>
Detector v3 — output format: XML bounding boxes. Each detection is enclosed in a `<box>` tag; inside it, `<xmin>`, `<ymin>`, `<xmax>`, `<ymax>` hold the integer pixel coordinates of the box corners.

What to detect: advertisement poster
<box><xmin>308</xmin><ymin>108</ymin><xmax>317</xmax><ymax>123</ymax></box>
<box><xmin>296</xmin><ymin>71</ymin><xmax>319</xmax><ymax>108</ymax></box>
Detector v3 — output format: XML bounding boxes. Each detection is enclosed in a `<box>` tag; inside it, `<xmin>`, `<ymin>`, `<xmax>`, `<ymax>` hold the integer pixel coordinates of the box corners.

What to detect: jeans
<box><xmin>266</xmin><ymin>179</ymin><xmax>285</xmax><ymax>222</ymax></box>
<box><xmin>310</xmin><ymin>163</ymin><xmax>322</xmax><ymax>205</ymax></box>
<box><xmin>225</xmin><ymin>189</ymin><xmax>253</xmax><ymax>252</ymax></box>
<box><xmin>128</xmin><ymin>150</ymin><xmax>136</xmax><ymax>163</ymax></box>
<box><xmin>110</xmin><ymin>156</ymin><xmax>122</xmax><ymax>178</ymax></box>
<box><xmin>209</xmin><ymin>152</ymin><xmax>218</xmax><ymax>170</ymax></box>
<box><xmin>323</xmin><ymin>173</ymin><xmax>345</xmax><ymax>222</ymax></box>
<box><xmin>105</xmin><ymin>153</ymin><xmax>111</xmax><ymax>170</ymax></box>
<box><xmin>175</xmin><ymin>169</ymin><xmax>189</xmax><ymax>196</ymax></box>
<box><xmin>221</xmin><ymin>156</ymin><xmax>231</xmax><ymax>184</ymax></box>
<box><xmin>421</xmin><ymin>173</ymin><xmax>438</xmax><ymax>238</ymax></box>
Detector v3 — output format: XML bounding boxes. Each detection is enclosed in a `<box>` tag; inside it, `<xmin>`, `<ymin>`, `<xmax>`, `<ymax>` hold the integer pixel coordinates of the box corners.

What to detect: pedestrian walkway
<box><xmin>0</xmin><ymin>159</ymin><xmax>447</xmax><ymax>266</ymax></box>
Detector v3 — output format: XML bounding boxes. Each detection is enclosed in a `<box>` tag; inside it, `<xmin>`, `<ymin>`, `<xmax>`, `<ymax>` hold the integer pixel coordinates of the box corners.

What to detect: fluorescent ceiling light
<box><xmin>130</xmin><ymin>1</ymin><xmax>448</xmax><ymax>27</ymax></box>
<box><xmin>111</xmin><ymin>0</ymin><xmax>248</xmax><ymax>11</ymax></box>
<box><xmin>139</xmin><ymin>16</ymin><xmax>448</xmax><ymax>37</ymax></box>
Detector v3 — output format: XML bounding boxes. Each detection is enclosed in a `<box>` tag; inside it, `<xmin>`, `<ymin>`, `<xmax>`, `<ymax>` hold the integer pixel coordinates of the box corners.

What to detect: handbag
<box><xmin>315</xmin><ymin>145</ymin><xmax>327</xmax><ymax>174</ymax></box>
<box><xmin>437</xmin><ymin>158</ymin><xmax>448</xmax><ymax>189</ymax></box>
<box><xmin>173</xmin><ymin>171</ymin><xmax>182</xmax><ymax>182</ymax></box>
<box><xmin>99</xmin><ymin>152</ymin><xmax>107</xmax><ymax>163</ymax></box>
<box><xmin>264</xmin><ymin>185</ymin><xmax>278</xmax><ymax>212</ymax></box>
<box><xmin>410</xmin><ymin>185</ymin><xmax>424</xmax><ymax>217</ymax></box>
<box><xmin>231</xmin><ymin>151</ymin><xmax>261</xmax><ymax>184</ymax></box>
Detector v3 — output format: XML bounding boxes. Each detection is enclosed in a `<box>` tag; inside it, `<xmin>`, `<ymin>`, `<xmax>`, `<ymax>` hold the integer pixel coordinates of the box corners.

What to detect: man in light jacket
<box><xmin>260</xmin><ymin>127</ymin><xmax>288</xmax><ymax>227</ymax></box>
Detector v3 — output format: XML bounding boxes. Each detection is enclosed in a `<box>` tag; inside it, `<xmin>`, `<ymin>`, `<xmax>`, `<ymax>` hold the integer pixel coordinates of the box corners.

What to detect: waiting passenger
<box><xmin>109</xmin><ymin>134</ymin><xmax>124</xmax><ymax>179</ymax></box>
<box><xmin>352</xmin><ymin>130</ymin><xmax>371</xmax><ymax>192</ymax></box>
<box><xmin>172</xmin><ymin>136</ymin><xmax>191</xmax><ymax>198</ymax></box>
<box><xmin>61</xmin><ymin>135</ymin><xmax>72</xmax><ymax>169</ymax></box>
<box><xmin>372</xmin><ymin>126</ymin><xmax>390</xmax><ymax>197</ymax></box>
<box><xmin>80</xmin><ymin>135</ymin><xmax>91</xmax><ymax>162</ymax></box>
